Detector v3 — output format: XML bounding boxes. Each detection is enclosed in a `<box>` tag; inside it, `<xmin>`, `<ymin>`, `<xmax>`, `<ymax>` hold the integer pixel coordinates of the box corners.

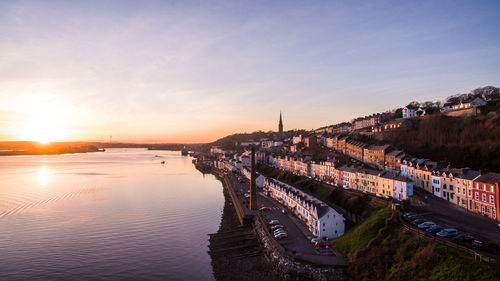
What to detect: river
<box><xmin>0</xmin><ymin>148</ymin><xmax>224</xmax><ymax>280</ymax></box>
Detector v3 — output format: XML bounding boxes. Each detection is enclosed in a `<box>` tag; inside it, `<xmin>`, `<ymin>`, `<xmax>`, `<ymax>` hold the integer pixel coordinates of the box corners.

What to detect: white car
<box><xmin>274</xmin><ymin>233</ymin><xmax>288</xmax><ymax>239</ymax></box>
<box><xmin>268</xmin><ymin>220</ymin><xmax>280</xmax><ymax>225</ymax></box>
<box><xmin>311</xmin><ymin>237</ymin><xmax>321</xmax><ymax>244</ymax></box>
<box><xmin>270</xmin><ymin>224</ymin><xmax>284</xmax><ymax>231</ymax></box>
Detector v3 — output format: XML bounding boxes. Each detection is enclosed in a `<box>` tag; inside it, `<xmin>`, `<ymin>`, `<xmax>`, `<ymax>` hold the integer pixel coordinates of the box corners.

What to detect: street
<box><xmin>225</xmin><ymin>172</ymin><xmax>347</xmax><ymax>265</ymax></box>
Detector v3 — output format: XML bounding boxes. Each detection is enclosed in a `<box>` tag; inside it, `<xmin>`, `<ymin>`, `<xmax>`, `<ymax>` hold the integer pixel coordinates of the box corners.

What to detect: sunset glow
<box><xmin>17</xmin><ymin>120</ymin><xmax>69</xmax><ymax>144</ymax></box>
<box><xmin>0</xmin><ymin>1</ymin><xmax>499</xmax><ymax>143</ymax></box>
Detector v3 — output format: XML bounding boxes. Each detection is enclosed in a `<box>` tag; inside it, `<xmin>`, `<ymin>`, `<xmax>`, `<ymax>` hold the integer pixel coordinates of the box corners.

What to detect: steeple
<box><xmin>278</xmin><ymin>111</ymin><xmax>283</xmax><ymax>136</ymax></box>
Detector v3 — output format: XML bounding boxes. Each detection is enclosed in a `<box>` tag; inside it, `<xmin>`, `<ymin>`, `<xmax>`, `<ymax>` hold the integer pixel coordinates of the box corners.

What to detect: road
<box><xmin>225</xmin><ymin>172</ymin><xmax>347</xmax><ymax>266</ymax></box>
<box><xmin>411</xmin><ymin>187</ymin><xmax>500</xmax><ymax>244</ymax></box>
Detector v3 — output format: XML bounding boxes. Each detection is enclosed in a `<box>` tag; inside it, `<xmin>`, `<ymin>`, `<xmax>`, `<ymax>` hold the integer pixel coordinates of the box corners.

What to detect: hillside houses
<box><xmin>441</xmin><ymin>97</ymin><xmax>487</xmax><ymax>112</ymax></box>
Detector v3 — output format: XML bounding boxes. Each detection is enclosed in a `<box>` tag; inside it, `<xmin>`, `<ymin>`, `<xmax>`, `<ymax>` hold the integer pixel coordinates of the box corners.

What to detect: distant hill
<box><xmin>211</xmin><ymin>130</ymin><xmax>308</xmax><ymax>150</ymax></box>
<box><xmin>382</xmin><ymin>110</ymin><xmax>500</xmax><ymax>172</ymax></box>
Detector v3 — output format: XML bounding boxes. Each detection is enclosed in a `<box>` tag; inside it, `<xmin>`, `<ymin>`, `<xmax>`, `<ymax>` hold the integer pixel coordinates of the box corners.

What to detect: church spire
<box><xmin>278</xmin><ymin>111</ymin><xmax>283</xmax><ymax>136</ymax></box>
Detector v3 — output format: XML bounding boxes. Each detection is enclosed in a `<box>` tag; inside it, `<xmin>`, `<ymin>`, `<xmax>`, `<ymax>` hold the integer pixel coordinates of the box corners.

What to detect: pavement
<box><xmin>411</xmin><ymin>187</ymin><xmax>500</xmax><ymax>244</ymax></box>
<box><xmin>224</xmin><ymin>171</ymin><xmax>347</xmax><ymax>266</ymax></box>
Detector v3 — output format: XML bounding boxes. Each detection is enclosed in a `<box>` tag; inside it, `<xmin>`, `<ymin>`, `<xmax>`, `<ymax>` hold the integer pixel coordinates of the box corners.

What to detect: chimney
<box><xmin>250</xmin><ymin>146</ymin><xmax>257</xmax><ymax>210</ymax></box>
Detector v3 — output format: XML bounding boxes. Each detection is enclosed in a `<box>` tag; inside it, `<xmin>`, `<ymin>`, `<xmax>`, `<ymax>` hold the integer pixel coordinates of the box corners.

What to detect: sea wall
<box><xmin>253</xmin><ymin>217</ymin><xmax>348</xmax><ymax>281</ymax></box>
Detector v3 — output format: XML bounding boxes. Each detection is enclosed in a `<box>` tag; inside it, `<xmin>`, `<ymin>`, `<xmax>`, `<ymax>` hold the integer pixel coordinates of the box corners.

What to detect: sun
<box><xmin>18</xmin><ymin>120</ymin><xmax>69</xmax><ymax>144</ymax></box>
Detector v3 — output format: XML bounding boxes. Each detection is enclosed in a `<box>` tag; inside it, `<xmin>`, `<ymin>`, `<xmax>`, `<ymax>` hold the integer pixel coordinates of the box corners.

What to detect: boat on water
<box><xmin>98</xmin><ymin>148</ymin><xmax>106</xmax><ymax>152</ymax></box>
<box><xmin>161</xmin><ymin>161</ymin><xmax>165</xmax><ymax>164</ymax></box>
<box><xmin>181</xmin><ymin>147</ymin><xmax>188</xmax><ymax>156</ymax></box>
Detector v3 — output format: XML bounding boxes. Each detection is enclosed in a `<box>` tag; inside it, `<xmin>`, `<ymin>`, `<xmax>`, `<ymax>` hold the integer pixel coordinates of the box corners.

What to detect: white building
<box><xmin>264</xmin><ymin>178</ymin><xmax>345</xmax><ymax>239</ymax></box>
<box><xmin>241</xmin><ymin>167</ymin><xmax>266</xmax><ymax>188</ymax></box>
<box><xmin>431</xmin><ymin>173</ymin><xmax>442</xmax><ymax>198</ymax></box>
<box><xmin>393</xmin><ymin>175</ymin><xmax>413</xmax><ymax>200</ymax></box>
<box><xmin>292</xmin><ymin>135</ymin><xmax>303</xmax><ymax>144</ymax></box>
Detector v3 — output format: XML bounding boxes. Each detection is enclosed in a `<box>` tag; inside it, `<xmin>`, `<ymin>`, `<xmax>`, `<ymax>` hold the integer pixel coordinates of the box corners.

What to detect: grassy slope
<box><xmin>332</xmin><ymin>208</ymin><xmax>500</xmax><ymax>281</ymax></box>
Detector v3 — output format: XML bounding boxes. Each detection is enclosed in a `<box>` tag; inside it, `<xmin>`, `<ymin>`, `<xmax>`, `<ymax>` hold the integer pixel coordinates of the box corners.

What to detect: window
<box><xmin>490</xmin><ymin>195</ymin><xmax>494</xmax><ymax>204</ymax></box>
<box><xmin>475</xmin><ymin>183</ymin><xmax>479</xmax><ymax>189</ymax></box>
<box><xmin>482</xmin><ymin>184</ymin><xmax>486</xmax><ymax>191</ymax></box>
<box><xmin>482</xmin><ymin>194</ymin><xmax>486</xmax><ymax>202</ymax></box>
<box><xmin>475</xmin><ymin>192</ymin><xmax>479</xmax><ymax>200</ymax></box>
<box><xmin>450</xmin><ymin>185</ymin><xmax>454</xmax><ymax>191</ymax></box>
<box><xmin>491</xmin><ymin>186</ymin><xmax>494</xmax><ymax>192</ymax></box>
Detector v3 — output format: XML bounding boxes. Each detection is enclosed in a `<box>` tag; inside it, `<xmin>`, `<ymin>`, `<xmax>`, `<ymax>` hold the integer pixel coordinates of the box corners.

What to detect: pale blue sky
<box><xmin>1</xmin><ymin>0</ymin><xmax>499</xmax><ymax>142</ymax></box>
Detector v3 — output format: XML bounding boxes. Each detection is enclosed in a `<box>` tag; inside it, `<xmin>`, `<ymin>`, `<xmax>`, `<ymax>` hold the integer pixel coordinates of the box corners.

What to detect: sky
<box><xmin>1</xmin><ymin>0</ymin><xmax>500</xmax><ymax>143</ymax></box>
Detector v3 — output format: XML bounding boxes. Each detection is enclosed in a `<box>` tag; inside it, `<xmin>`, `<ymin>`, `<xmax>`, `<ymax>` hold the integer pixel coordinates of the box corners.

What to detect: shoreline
<box><xmin>208</xmin><ymin>175</ymin><xmax>279</xmax><ymax>281</ymax></box>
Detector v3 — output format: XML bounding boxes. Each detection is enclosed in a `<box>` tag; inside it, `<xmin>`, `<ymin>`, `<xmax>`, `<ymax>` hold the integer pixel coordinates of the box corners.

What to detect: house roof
<box><xmin>346</xmin><ymin>139</ymin><xmax>366</xmax><ymax>148</ymax></box>
<box><xmin>386</xmin><ymin>149</ymin><xmax>404</xmax><ymax>157</ymax></box>
<box><xmin>475</xmin><ymin>172</ymin><xmax>500</xmax><ymax>184</ymax></box>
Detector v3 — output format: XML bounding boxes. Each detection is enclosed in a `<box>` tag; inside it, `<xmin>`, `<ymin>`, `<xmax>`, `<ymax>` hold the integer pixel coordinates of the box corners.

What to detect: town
<box><xmin>206</xmin><ymin>88</ymin><xmax>500</xmax><ymax>223</ymax></box>
<box><xmin>194</xmin><ymin>87</ymin><xmax>500</xmax><ymax>279</ymax></box>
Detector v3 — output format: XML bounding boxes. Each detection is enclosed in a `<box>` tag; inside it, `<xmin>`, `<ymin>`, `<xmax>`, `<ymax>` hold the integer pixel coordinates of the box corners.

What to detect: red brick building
<box><xmin>305</xmin><ymin>135</ymin><xmax>317</xmax><ymax>148</ymax></box>
<box><xmin>472</xmin><ymin>172</ymin><xmax>500</xmax><ymax>221</ymax></box>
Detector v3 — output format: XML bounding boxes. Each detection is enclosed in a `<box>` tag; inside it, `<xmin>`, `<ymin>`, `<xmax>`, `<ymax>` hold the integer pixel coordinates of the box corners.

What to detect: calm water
<box><xmin>0</xmin><ymin>148</ymin><xmax>224</xmax><ymax>281</ymax></box>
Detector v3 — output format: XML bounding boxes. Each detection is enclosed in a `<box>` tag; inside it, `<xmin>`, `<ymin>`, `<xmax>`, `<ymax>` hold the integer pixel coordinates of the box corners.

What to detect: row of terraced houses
<box><xmin>261</xmin><ymin>154</ymin><xmax>413</xmax><ymax>201</ymax></box>
<box><xmin>315</xmin><ymin>133</ymin><xmax>500</xmax><ymax>221</ymax></box>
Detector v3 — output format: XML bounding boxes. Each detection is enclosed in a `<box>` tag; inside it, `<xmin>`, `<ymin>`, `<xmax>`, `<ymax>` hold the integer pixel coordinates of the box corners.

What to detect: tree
<box><xmin>401</xmin><ymin>199</ymin><xmax>411</xmax><ymax>212</ymax></box>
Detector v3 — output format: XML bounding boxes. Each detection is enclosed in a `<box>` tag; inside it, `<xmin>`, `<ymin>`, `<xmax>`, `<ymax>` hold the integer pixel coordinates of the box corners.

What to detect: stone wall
<box><xmin>253</xmin><ymin>217</ymin><xmax>349</xmax><ymax>281</ymax></box>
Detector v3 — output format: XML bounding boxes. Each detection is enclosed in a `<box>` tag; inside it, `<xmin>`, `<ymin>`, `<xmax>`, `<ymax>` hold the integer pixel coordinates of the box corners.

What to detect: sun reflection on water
<box><xmin>39</xmin><ymin>166</ymin><xmax>49</xmax><ymax>186</ymax></box>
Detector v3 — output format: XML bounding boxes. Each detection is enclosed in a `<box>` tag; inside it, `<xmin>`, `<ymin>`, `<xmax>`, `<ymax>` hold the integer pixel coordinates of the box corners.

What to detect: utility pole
<box><xmin>250</xmin><ymin>146</ymin><xmax>257</xmax><ymax>210</ymax></box>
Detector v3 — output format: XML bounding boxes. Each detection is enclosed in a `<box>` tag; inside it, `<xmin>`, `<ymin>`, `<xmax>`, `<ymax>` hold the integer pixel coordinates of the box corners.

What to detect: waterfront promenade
<box><xmin>214</xmin><ymin>168</ymin><xmax>347</xmax><ymax>266</ymax></box>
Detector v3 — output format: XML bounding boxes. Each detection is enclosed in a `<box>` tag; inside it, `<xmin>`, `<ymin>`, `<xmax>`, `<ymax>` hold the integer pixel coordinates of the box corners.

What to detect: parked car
<box><xmin>417</xmin><ymin>221</ymin><xmax>436</xmax><ymax>229</ymax></box>
<box><xmin>311</xmin><ymin>238</ymin><xmax>322</xmax><ymax>244</ymax></box>
<box><xmin>436</xmin><ymin>228</ymin><xmax>459</xmax><ymax>238</ymax></box>
<box><xmin>403</xmin><ymin>212</ymin><xmax>417</xmax><ymax>220</ymax></box>
<box><xmin>274</xmin><ymin>229</ymin><xmax>286</xmax><ymax>235</ymax></box>
<box><xmin>259</xmin><ymin>207</ymin><xmax>271</xmax><ymax>211</ymax></box>
<box><xmin>270</xmin><ymin>224</ymin><xmax>284</xmax><ymax>231</ymax></box>
<box><xmin>268</xmin><ymin>220</ymin><xmax>280</xmax><ymax>225</ymax></box>
<box><xmin>425</xmin><ymin>225</ymin><xmax>444</xmax><ymax>234</ymax></box>
<box><xmin>315</xmin><ymin>241</ymin><xmax>328</xmax><ymax>247</ymax></box>
<box><xmin>451</xmin><ymin>234</ymin><xmax>474</xmax><ymax>245</ymax></box>
<box><xmin>275</xmin><ymin>233</ymin><xmax>288</xmax><ymax>239</ymax></box>
<box><xmin>281</xmin><ymin>209</ymin><xmax>287</xmax><ymax>214</ymax></box>
<box><xmin>405</xmin><ymin>214</ymin><xmax>420</xmax><ymax>222</ymax></box>
<box><xmin>244</xmin><ymin>193</ymin><xmax>250</xmax><ymax>198</ymax></box>
<box><xmin>410</xmin><ymin>218</ymin><xmax>426</xmax><ymax>226</ymax></box>
<box><xmin>274</xmin><ymin>232</ymin><xmax>286</xmax><ymax>238</ymax></box>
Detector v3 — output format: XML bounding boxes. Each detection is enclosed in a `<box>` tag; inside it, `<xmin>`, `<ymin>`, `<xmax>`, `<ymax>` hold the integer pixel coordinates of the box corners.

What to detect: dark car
<box><xmin>410</xmin><ymin>218</ymin><xmax>426</xmax><ymax>226</ymax></box>
<box><xmin>436</xmin><ymin>228</ymin><xmax>459</xmax><ymax>238</ymax></box>
<box><xmin>451</xmin><ymin>234</ymin><xmax>474</xmax><ymax>245</ymax></box>
<box><xmin>259</xmin><ymin>207</ymin><xmax>271</xmax><ymax>212</ymax></box>
<box><xmin>403</xmin><ymin>212</ymin><xmax>417</xmax><ymax>220</ymax></box>
<box><xmin>425</xmin><ymin>225</ymin><xmax>444</xmax><ymax>234</ymax></box>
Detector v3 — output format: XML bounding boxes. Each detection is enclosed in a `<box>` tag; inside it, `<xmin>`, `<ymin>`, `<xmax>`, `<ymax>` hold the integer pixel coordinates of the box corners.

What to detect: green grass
<box><xmin>331</xmin><ymin>208</ymin><xmax>500</xmax><ymax>281</ymax></box>
<box><xmin>332</xmin><ymin>207</ymin><xmax>393</xmax><ymax>258</ymax></box>
<box><xmin>429</xmin><ymin>245</ymin><xmax>499</xmax><ymax>281</ymax></box>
